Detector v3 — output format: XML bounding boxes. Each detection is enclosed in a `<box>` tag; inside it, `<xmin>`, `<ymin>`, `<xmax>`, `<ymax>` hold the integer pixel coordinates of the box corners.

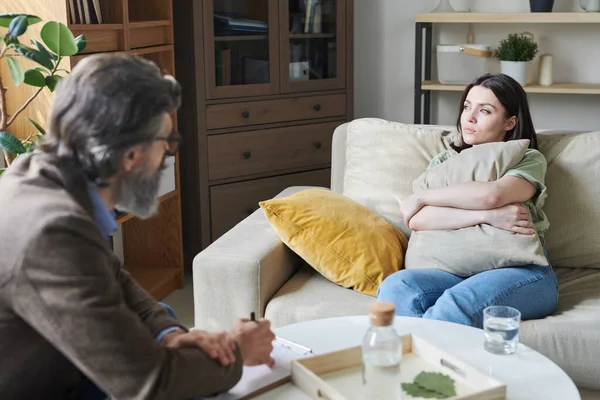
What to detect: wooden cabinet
<box><xmin>2</xmin><ymin>0</ymin><xmax>184</xmax><ymax>300</ymax></box>
<box><xmin>174</xmin><ymin>0</ymin><xmax>353</xmax><ymax>265</ymax></box>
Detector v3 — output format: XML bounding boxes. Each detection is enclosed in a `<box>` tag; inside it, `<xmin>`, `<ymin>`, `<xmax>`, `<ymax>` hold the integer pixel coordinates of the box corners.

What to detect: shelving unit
<box><xmin>414</xmin><ymin>12</ymin><xmax>600</xmax><ymax>124</ymax></box>
<box><xmin>1</xmin><ymin>0</ymin><xmax>183</xmax><ymax>300</ymax></box>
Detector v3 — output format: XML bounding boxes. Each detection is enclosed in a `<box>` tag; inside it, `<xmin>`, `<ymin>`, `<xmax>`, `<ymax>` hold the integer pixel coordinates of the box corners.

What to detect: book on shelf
<box><xmin>69</xmin><ymin>0</ymin><xmax>104</xmax><ymax>24</ymax></box>
<box><xmin>214</xmin><ymin>13</ymin><xmax>268</xmax><ymax>36</ymax></box>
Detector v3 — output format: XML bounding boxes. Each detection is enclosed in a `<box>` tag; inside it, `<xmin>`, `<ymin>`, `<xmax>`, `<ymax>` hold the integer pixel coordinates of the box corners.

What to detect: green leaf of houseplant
<box><xmin>0</xmin><ymin>168</ymin><xmax>6</xmax><ymax>176</ymax></box>
<box><xmin>14</xmin><ymin>44</ymin><xmax>54</xmax><ymax>70</ymax></box>
<box><xmin>32</xmin><ymin>39</ymin><xmax>58</xmax><ymax>61</ymax></box>
<box><xmin>74</xmin><ymin>34</ymin><xmax>87</xmax><ymax>53</ymax></box>
<box><xmin>26</xmin><ymin>118</ymin><xmax>47</xmax><ymax>136</ymax></box>
<box><xmin>23</xmin><ymin>69</ymin><xmax>46</xmax><ymax>87</ymax></box>
<box><xmin>0</xmin><ymin>132</ymin><xmax>27</xmax><ymax>154</ymax></box>
<box><xmin>45</xmin><ymin>75</ymin><xmax>62</xmax><ymax>92</ymax></box>
<box><xmin>6</xmin><ymin>56</ymin><xmax>24</xmax><ymax>86</ymax></box>
<box><xmin>7</xmin><ymin>15</ymin><xmax>28</xmax><ymax>38</ymax></box>
<box><xmin>0</xmin><ymin>14</ymin><xmax>41</xmax><ymax>28</ymax></box>
<box><xmin>40</xmin><ymin>21</ymin><xmax>78</xmax><ymax>57</ymax></box>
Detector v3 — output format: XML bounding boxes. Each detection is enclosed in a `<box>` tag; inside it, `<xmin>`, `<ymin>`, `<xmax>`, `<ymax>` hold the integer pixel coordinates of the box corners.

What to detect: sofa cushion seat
<box><xmin>265</xmin><ymin>264</ymin><xmax>373</xmax><ymax>328</ymax></box>
<box><xmin>521</xmin><ymin>267</ymin><xmax>600</xmax><ymax>390</ymax></box>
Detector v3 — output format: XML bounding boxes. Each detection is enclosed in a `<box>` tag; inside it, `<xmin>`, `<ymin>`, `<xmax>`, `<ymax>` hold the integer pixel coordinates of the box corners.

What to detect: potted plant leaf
<box><xmin>494</xmin><ymin>32</ymin><xmax>539</xmax><ymax>86</ymax></box>
<box><xmin>0</xmin><ymin>13</ymin><xmax>86</xmax><ymax>175</ymax></box>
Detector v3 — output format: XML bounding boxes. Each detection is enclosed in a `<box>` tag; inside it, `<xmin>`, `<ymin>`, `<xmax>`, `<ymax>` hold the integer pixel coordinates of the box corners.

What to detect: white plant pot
<box><xmin>500</xmin><ymin>61</ymin><xmax>528</xmax><ymax>86</ymax></box>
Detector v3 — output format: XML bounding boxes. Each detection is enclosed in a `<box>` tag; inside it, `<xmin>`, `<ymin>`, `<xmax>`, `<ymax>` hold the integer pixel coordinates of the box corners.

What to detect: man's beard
<box><xmin>115</xmin><ymin>162</ymin><xmax>163</xmax><ymax>219</ymax></box>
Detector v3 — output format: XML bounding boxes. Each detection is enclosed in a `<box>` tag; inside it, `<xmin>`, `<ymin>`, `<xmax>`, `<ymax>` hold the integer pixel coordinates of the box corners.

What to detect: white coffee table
<box><xmin>255</xmin><ymin>316</ymin><xmax>580</xmax><ymax>400</ymax></box>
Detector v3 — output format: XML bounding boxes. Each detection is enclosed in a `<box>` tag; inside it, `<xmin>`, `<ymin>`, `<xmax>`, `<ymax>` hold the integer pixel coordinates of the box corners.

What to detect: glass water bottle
<box><xmin>361</xmin><ymin>302</ymin><xmax>402</xmax><ymax>400</ymax></box>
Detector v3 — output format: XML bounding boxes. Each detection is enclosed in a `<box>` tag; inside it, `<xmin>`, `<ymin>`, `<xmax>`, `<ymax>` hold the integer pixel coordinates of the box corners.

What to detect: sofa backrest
<box><xmin>334</xmin><ymin>118</ymin><xmax>600</xmax><ymax>270</ymax></box>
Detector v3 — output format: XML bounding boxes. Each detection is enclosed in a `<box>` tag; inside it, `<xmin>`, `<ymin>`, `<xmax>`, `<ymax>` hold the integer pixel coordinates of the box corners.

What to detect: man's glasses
<box><xmin>153</xmin><ymin>130</ymin><xmax>183</xmax><ymax>156</ymax></box>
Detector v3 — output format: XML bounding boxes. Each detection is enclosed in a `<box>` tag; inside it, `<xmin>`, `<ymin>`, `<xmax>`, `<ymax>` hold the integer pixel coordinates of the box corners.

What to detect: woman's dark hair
<box><xmin>40</xmin><ymin>53</ymin><xmax>181</xmax><ymax>182</ymax></box>
<box><xmin>454</xmin><ymin>73</ymin><xmax>537</xmax><ymax>152</ymax></box>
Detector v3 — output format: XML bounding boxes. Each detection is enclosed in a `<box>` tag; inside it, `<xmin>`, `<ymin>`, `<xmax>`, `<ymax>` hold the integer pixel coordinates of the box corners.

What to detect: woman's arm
<box><xmin>408</xmin><ymin>206</ymin><xmax>487</xmax><ymax>231</ymax></box>
<box><xmin>418</xmin><ymin>176</ymin><xmax>536</xmax><ymax>210</ymax></box>
<box><xmin>408</xmin><ymin>203</ymin><xmax>536</xmax><ymax>235</ymax></box>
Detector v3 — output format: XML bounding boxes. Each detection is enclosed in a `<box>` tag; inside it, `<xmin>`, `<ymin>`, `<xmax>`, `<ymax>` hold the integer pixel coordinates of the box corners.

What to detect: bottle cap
<box><xmin>369</xmin><ymin>302</ymin><xmax>396</xmax><ymax>327</ymax></box>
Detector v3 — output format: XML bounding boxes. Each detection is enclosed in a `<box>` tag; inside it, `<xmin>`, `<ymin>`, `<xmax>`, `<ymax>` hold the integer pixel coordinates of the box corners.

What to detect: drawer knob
<box><xmin>242</xmin><ymin>111</ymin><xmax>250</xmax><ymax>119</ymax></box>
<box><xmin>314</xmin><ymin>141</ymin><xmax>322</xmax><ymax>149</ymax></box>
<box><xmin>314</xmin><ymin>104</ymin><xmax>322</xmax><ymax>111</ymax></box>
<box><xmin>243</xmin><ymin>151</ymin><xmax>252</xmax><ymax>159</ymax></box>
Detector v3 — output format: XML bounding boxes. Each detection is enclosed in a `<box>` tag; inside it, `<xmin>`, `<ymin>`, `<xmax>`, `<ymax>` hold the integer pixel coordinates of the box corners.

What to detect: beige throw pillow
<box><xmin>404</xmin><ymin>139</ymin><xmax>549</xmax><ymax>276</ymax></box>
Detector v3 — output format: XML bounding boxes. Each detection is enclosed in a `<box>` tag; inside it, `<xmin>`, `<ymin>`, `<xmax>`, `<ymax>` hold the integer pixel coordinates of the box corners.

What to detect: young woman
<box><xmin>377</xmin><ymin>73</ymin><xmax>558</xmax><ymax>328</ymax></box>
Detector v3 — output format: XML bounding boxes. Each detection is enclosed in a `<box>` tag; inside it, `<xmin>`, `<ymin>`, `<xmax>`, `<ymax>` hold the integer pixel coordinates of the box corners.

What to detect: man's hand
<box><xmin>400</xmin><ymin>193</ymin><xmax>425</xmax><ymax>226</ymax></box>
<box><xmin>231</xmin><ymin>317</ymin><xmax>276</xmax><ymax>367</ymax></box>
<box><xmin>162</xmin><ymin>329</ymin><xmax>237</xmax><ymax>366</ymax></box>
<box><xmin>486</xmin><ymin>203</ymin><xmax>536</xmax><ymax>235</ymax></box>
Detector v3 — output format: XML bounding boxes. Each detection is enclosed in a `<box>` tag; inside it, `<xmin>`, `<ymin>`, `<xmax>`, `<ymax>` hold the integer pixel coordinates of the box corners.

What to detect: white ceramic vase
<box><xmin>500</xmin><ymin>61</ymin><xmax>528</xmax><ymax>86</ymax></box>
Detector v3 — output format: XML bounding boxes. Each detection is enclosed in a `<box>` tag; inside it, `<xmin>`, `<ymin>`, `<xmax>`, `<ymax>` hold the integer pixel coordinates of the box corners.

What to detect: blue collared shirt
<box><xmin>87</xmin><ymin>185</ymin><xmax>179</xmax><ymax>342</ymax></box>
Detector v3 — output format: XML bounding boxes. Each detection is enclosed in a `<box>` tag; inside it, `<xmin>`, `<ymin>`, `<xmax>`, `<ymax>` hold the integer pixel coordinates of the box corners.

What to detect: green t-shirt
<box><xmin>428</xmin><ymin>148</ymin><xmax>550</xmax><ymax>236</ymax></box>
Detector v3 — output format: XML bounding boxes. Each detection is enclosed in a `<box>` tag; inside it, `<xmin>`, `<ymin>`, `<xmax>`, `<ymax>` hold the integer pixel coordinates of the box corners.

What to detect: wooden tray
<box><xmin>290</xmin><ymin>334</ymin><xmax>506</xmax><ymax>400</ymax></box>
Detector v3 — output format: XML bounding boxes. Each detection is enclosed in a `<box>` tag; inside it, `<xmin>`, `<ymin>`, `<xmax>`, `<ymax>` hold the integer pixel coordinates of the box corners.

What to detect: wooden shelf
<box><xmin>129</xmin><ymin>20</ymin><xmax>171</xmax><ymax>29</ymax></box>
<box><xmin>68</xmin><ymin>23</ymin><xmax>124</xmax><ymax>30</ymax></box>
<box><xmin>416</xmin><ymin>12</ymin><xmax>600</xmax><ymax>24</ymax></box>
<box><xmin>214</xmin><ymin>35</ymin><xmax>268</xmax><ymax>42</ymax></box>
<box><xmin>125</xmin><ymin>263</ymin><xmax>182</xmax><ymax>300</ymax></box>
<box><xmin>422</xmin><ymin>80</ymin><xmax>600</xmax><ymax>95</ymax></box>
<box><xmin>289</xmin><ymin>33</ymin><xmax>336</xmax><ymax>39</ymax></box>
<box><xmin>127</xmin><ymin>44</ymin><xmax>173</xmax><ymax>55</ymax></box>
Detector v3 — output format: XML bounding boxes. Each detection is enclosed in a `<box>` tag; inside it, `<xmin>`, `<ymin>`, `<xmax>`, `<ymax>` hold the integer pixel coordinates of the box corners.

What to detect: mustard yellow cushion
<box><xmin>259</xmin><ymin>188</ymin><xmax>408</xmax><ymax>296</ymax></box>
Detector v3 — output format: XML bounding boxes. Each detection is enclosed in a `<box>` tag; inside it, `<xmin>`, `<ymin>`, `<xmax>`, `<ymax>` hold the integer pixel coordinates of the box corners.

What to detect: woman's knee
<box><xmin>423</xmin><ymin>290</ymin><xmax>481</xmax><ymax>327</ymax></box>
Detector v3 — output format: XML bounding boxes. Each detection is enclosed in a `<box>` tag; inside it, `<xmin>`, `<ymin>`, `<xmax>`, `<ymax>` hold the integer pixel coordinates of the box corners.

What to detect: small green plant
<box><xmin>402</xmin><ymin>371</ymin><xmax>457</xmax><ymax>399</ymax></box>
<box><xmin>494</xmin><ymin>33</ymin><xmax>539</xmax><ymax>62</ymax></box>
<box><xmin>0</xmin><ymin>13</ymin><xmax>86</xmax><ymax>174</ymax></box>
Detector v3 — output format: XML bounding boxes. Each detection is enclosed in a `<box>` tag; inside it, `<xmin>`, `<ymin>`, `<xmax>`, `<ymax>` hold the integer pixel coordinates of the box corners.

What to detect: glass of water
<box><xmin>483</xmin><ymin>306</ymin><xmax>521</xmax><ymax>355</ymax></box>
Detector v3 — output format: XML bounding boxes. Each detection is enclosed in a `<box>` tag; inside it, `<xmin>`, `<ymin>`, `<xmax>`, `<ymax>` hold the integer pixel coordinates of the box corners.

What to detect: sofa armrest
<box><xmin>193</xmin><ymin>186</ymin><xmax>322</xmax><ymax>331</ymax></box>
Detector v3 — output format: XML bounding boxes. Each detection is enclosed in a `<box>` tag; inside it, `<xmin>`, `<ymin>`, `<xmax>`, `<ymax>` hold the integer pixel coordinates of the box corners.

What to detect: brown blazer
<box><xmin>0</xmin><ymin>153</ymin><xmax>242</xmax><ymax>399</ymax></box>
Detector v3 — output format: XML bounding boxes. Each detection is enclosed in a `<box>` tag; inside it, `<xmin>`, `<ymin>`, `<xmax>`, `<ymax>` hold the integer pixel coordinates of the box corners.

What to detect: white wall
<box><xmin>354</xmin><ymin>0</ymin><xmax>600</xmax><ymax>131</ymax></box>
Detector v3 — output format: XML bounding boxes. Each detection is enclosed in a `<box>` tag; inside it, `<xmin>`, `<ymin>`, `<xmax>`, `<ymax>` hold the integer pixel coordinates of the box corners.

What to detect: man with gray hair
<box><xmin>0</xmin><ymin>53</ymin><xmax>275</xmax><ymax>399</ymax></box>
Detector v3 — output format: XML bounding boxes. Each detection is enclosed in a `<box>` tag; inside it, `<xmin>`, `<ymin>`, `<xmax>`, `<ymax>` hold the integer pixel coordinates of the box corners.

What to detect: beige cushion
<box><xmin>342</xmin><ymin>118</ymin><xmax>454</xmax><ymax>238</ymax></box>
<box><xmin>539</xmin><ymin>132</ymin><xmax>600</xmax><ymax>269</ymax></box>
<box><xmin>521</xmin><ymin>267</ymin><xmax>600</xmax><ymax>390</ymax></box>
<box><xmin>405</xmin><ymin>140</ymin><xmax>548</xmax><ymax>276</ymax></box>
<box><xmin>264</xmin><ymin>264</ymin><xmax>374</xmax><ymax>328</ymax></box>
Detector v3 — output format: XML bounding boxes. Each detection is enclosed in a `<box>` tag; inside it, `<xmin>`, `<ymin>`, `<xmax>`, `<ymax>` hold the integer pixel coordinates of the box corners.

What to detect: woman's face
<box><xmin>460</xmin><ymin>85</ymin><xmax>516</xmax><ymax>146</ymax></box>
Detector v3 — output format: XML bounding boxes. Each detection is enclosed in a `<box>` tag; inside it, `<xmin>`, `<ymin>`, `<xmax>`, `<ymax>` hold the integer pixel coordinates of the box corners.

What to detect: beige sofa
<box><xmin>193</xmin><ymin>118</ymin><xmax>600</xmax><ymax>398</ymax></box>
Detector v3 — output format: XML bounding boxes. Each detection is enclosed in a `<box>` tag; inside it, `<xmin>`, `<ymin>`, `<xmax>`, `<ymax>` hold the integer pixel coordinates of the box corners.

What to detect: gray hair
<box><xmin>41</xmin><ymin>53</ymin><xmax>181</xmax><ymax>182</ymax></box>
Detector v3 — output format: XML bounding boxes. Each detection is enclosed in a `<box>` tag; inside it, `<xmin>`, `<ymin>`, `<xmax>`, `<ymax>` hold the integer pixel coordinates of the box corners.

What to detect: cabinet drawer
<box><xmin>129</xmin><ymin>22</ymin><xmax>173</xmax><ymax>49</ymax></box>
<box><xmin>70</xmin><ymin>28</ymin><xmax>122</xmax><ymax>53</ymax></box>
<box><xmin>210</xmin><ymin>169</ymin><xmax>331</xmax><ymax>241</ymax></box>
<box><xmin>208</xmin><ymin>121</ymin><xmax>340</xmax><ymax>181</ymax></box>
<box><xmin>206</xmin><ymin>94</ymin><xmax>346</xmax><ymax>130</ymax></box>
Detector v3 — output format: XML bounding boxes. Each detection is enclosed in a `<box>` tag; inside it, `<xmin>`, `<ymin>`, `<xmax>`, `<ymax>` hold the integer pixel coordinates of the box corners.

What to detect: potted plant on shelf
<box><xmin>494</xmin><ymin>32</ymin><xmax>539</xmax><ymax>86</ymax></box>
<box><xmin>0</xmin><ymin>13</ymin><xmax>86</xmax><ymax>175</ymax></box>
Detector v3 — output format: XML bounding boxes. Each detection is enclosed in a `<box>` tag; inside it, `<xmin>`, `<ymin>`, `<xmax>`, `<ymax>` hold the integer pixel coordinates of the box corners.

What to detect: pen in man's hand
<box><xmin>250</xmin><ymin>311</ymin><xmax>256</xmax><ymax>322</ymax></box>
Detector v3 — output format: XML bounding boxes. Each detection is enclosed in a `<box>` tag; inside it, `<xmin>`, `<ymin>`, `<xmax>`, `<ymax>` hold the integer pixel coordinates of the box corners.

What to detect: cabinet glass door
<box><xmin>204</xmin><ymin>0</ymin><xmax>279</xmax><ymax>99</ymax></box>
<box><xmin>280</xmin><ymin>0</ymin><xmax>345</xmax><ymax>93</ymax></box>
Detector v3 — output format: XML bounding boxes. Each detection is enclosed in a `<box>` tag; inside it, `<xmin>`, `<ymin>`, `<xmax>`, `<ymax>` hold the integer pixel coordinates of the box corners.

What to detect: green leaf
<box><xmin>0</xmin><ymin>168</ymin><xmax>6</xmax><ymax>176</ymax></box>
<box><xmin>414</xmin><ymin>372</ymin><xmax>456</xmax><ymax>398</ymax></box>
<box><xmin>7</xmin><ymin>15</ymin><xmax>28</xmax><ymax>38</ymax></box>
<box><xmin>402</xmin><ymin>383</ymin><xmax>446</xmax><ymax>399</ymax></box>
<box><xmin>0</xmin><ymin>14</ymin><xmax>41</xmax><ymax>28</ymax></box>
<box><xmin>45</xmin><ymin>75</ymin><xmax>62</xmax><ymax>92</ymax></box>
<box><xmin>74</xmin><ymin>34</ymin><xmax>87</xmax><ymax>53</ymax></box>
<box><xmin>0</xmin><ymin>132</ymin><xmax>27</xmax><ymax>154</ymax></box>
<box><xmin>34</xmin><ymin>66</ymin><xmax>49</xmax><ymax>75</ymax></box>
<box><xmin>23</xmin><ymin>69</ymin><xmax>46</xmax><ymax>87</ymax></box>
<box><xmin>32</xmin><ymin>39</ymin><xmax>58</xmax><ymax>61</ymax></box>
<box><xmin>6</xmin><ymin>56</ymin><xmax>24</xmax><ymax>86</ymax></box>
<box><xmin>40</xmin><ymin>21</ymin><xmax>78</xmax><ymax>57</ymax></box>
<box><xmin>14</xmin><ymin>44</ymin><xmax>54</xmax><ymax>70</ymax></box>
<box><xmin>26</xmin><ymin>118</ymin><xmax>46</xmax><ymax>136</ymax></box>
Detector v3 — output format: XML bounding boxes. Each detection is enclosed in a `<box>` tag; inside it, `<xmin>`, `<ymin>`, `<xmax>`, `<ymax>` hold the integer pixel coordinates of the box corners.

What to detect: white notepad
<box><xmin>203</xmin><ymin>338</ymin><xmax>314</xmax><ymax>399</ymax></box>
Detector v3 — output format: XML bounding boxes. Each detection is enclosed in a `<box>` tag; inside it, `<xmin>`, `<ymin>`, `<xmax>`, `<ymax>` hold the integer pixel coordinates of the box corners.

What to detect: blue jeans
<box><xmin>377</xmin><ymin>264</ymin><xmax>558</xmax><ymax>328</ymax></box>
<box><xmin>74</xmin><ymin>302</ymin><xmax>177</xmax><ymax>400</ymax></box>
